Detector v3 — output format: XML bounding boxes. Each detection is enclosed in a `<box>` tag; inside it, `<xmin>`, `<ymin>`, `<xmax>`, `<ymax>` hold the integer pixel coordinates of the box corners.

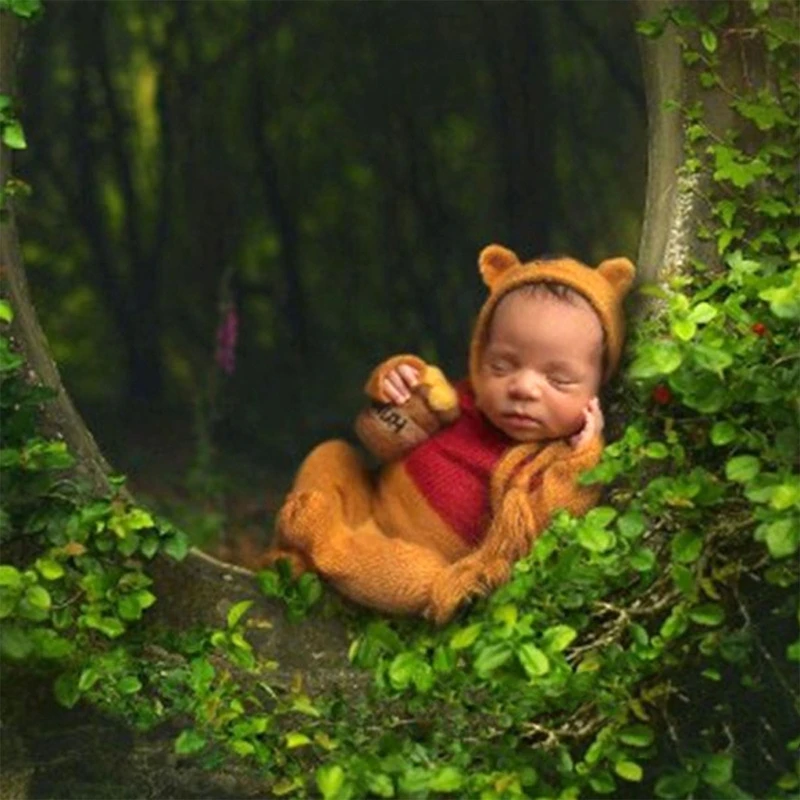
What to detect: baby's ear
<box><xmin>597</xmin><ymin>257</ymin><xmax>636</xmax><ymax>297</ymax></box>
<box><xmin>479</xmin><ymin>244</ymin><xmax>521</xmax><ymax>289</ymax></box>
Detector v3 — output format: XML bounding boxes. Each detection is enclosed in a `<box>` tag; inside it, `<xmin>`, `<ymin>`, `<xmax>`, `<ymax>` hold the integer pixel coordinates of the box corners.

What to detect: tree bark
<box><xmin>1</xmin><ymin>13</ymin><xmax>114</xmax><ymax>499</ymax></box>
<box><xmin>635</xmin><ymin>0</ymin><xmax>770</xmax><ymax>286</ymax></box>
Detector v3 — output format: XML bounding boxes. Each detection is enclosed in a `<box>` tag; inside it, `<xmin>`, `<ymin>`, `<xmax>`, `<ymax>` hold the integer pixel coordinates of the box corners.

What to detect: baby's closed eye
<box><xmin>489</xmin><ymin>358</ymin><xmax>515</xmax><ymax>375</ymax></box>
<box><xmin>549</xmin><ymin>373</ymin><xmax>578</xmax><ymax>387</ymax></box>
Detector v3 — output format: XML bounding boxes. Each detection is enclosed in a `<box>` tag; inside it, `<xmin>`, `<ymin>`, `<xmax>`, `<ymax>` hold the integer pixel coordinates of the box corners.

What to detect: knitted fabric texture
<box><xmin>268</xmin><ymin>243</ymin><xmax>636</xmax><ymax>622</ymax></box>
<box><xmin>469</xmin><ymin>244</ymin><xmax>635</xmax><ymax>387</ymax></box>
<box><xmin>404</xmin><ymin>383</ymin><xmax>512</xmax><ymax>547</ymax></box>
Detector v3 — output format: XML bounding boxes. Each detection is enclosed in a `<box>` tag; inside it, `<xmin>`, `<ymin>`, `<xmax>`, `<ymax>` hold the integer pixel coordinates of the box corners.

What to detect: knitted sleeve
<box><xmin>475</xmin><ymin>436</ymin><xmax>604</xmax><ymax>567</ymax></box>
<box><xmin>528</xmin><ymin>435</ymin><xmax>604</xmax><ymax>529</ymax></box>
<box><xmin>356</xmin><ymin>355</ymin><xmax>460</xmax><ymax>463</ymax></box>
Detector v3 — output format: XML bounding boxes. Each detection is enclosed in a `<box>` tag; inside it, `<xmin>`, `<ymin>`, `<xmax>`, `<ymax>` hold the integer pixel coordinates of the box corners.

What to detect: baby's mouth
<box><xmin>502</xmin><ymin>412</ymin><xmax>542</xmax><ymax>428</ymax></box>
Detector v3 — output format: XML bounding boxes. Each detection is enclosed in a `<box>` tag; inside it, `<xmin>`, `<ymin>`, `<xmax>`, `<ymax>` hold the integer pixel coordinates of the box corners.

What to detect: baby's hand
<box><xmin>569</xmin><ymin>397</ymin><xmax>604</xmax><ymax>450</ymax></box>
<box><xmin>382</xmin><ymin>363</ymin><xmax>420</xmax><ymax>405</ymax></box>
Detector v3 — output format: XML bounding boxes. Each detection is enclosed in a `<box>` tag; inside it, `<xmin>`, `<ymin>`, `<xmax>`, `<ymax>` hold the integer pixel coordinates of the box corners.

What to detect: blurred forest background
<box><xmin>15</xmin><ymin>0</ymin><xmax>646</xmax><ymax>551</ymax></box>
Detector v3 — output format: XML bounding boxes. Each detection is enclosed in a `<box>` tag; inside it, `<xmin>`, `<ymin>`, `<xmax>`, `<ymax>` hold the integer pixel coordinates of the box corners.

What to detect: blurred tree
<box><xmin>15</xmin><ymin>0</ymin><xmax>645</xmax><ymax>467</ymax></box>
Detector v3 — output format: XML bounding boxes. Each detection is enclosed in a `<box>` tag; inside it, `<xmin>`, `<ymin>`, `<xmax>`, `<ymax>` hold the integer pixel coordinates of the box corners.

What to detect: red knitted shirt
<box><xmin>403</xmin><ymin>382</ymin><xmax>513</xmax><ymax>547</ymax></box>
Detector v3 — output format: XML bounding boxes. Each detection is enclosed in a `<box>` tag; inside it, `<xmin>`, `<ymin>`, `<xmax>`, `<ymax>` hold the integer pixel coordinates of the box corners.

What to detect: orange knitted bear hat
<box><xmin>468</xmin><ymin>244</ymin><xmax>636</xmax><ymax>388</ymax></box>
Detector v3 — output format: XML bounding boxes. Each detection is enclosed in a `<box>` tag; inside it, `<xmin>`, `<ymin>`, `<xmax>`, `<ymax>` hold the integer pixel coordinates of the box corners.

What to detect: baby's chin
<box><xmin>489</xmin><ymin>416</ymin><xmax>553</xmax><ymax>443</ymax></box>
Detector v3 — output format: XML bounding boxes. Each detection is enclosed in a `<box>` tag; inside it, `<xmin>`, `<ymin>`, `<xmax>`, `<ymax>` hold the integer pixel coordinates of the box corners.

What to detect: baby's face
<box><xmin>474</xmin><ymin>290</ymin><xmax>603</xmax><ymax>442</ymax></box>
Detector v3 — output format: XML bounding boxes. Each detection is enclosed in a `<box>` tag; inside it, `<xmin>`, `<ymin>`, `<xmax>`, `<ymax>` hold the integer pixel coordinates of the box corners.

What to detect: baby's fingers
<box><xmin>382</xmin><ymin>366</ymin><xmax>419</xmax><ymax>405</ymax></box>
<box><xmin>589</xmin><ymin>397</ymin><xmax>605</xmax><ymax>436</ymax></box>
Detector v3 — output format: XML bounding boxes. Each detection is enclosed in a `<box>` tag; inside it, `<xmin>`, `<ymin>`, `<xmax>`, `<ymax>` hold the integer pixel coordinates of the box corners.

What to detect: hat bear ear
<box><xmin>478</xmin><ymin>244</ymin><xmax>521</xmax><ymax>288</ymax></box>
<box><xmin>597</xmin><ymin>257</ymin><xmax>636</xmax><ymax>297</ymax></box>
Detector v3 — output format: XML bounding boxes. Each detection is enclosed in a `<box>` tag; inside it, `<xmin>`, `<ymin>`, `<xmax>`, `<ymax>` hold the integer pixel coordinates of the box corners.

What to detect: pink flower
<box><xmin>215</xmin><ymin>305</ymin><xmax>238</xmax><ymax>375</ymax></box>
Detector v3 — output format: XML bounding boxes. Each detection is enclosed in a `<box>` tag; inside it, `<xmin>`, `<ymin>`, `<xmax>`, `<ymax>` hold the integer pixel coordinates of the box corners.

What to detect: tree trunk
<box><xmin>635</xmin><ymin>0</ymin><xmax>769</xmax><ymax>285</ymax></box>
<box><xmin>1</xmin><ymin>13</ymin><xmax>114</xmax><ymax>499</ymax></box>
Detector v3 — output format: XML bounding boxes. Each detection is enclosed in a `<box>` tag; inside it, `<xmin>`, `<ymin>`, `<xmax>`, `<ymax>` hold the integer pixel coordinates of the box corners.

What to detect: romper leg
<box><xmin>278</xmin><ymin>490</ymin><xmax>449</xmax><ymax>616</ymax></box>
<box><xmin>258</xmin><ymin>440</ymin><xmax>373</xmax><ymax>574</ymax></box>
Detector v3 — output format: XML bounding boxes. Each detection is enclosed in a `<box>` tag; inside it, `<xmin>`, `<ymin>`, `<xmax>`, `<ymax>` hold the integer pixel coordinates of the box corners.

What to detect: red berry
<box><xmin>652</xmin><ymin>384</ymin><xmax>672</xmax><ymax>405</ymax></box>
<box><xmin>751</xmin><ymin>322</ymin><xmax>767</xmax><ymax>337</ymax></box>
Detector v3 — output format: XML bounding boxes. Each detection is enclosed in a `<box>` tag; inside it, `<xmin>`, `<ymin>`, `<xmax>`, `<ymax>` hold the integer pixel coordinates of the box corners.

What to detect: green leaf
<box><xmin>689</xmin><ymin>603</ymin><xmax>725</xmax><ymax>626</ymax></box>
<box><xmin>660</xmin><ymin>607</ymin><xmax>688</xmax><ymax>640</ymax></box>
<box><xmin>645</xmin><ymin>442</ymin><xmax>669</xmax><ymax>460</ymax></box>
<box><xmin>257</xmin><ymin>569</ymin><xmax>282</xmax><ymax>597</ymax></box>
<box><xmin>701</xmin><ymin>29</ymin><xmax>717</xmax><ymax>52</ymax></box>
<box><xmin>615</xmin><ymin>760</ymin><xmax>643</xmax><ymax>782</ymax></box>
<box><xmin>0</xmin><ymin>0</ymin><xmax>42</xmax><ymax>19</ymax></box>
<box><xmin>672</xmin><ymin>319</ymin><xmax>696</xmax><ymax>341</ymax></box>
<box><xmin>126</xmin><ymin>508</ymin><xmax>155</xmax><ymax>530</ymax></box>
<box><xmin>617</xmin><ymin>510</ymin><xmax>646</xmax><ymax>540</ymax></box>
<box><xmin>671</xmin><ymin>531</ymin><xmax>703</xmax><ymax>564</ymax></box>
<box><xmin>316</xmin><ymin>764</ymin><xmax>346</xmax><ymax>800</ymax></box>
<box><xmin>702</xmin><ymin>753</ymin><xmax>734</xmax><ymax>788</ymax></box>
<box><xmin>117</xmin><ymin>676</ymin><xmax>142</xmax><ymax>695</ymax></box>
<box><xmin>589</xmin><ymin>772</ymin><xmax>617</xmax><ymax>795</ymax></box>
<box><xmin>725</xmin><ymin>455</ymin><xmax>761</xmax><ymax>483</ymax></box>
<box><xmin>0</xmin><ymin>565</ymin><xmax>22</xmax><ymax>589</ymax></box>
<box><xmin>450</xmin><ymin>622</ymin><xmax>483</xmax><ymax>650</ymax></box>
<box><xmin>175</xmin><ymin>729</ymin><xmax>207</xmax><ymax>755</ymax></box>
<box><xmin>84</xmin><ymin>615</ymin><xmax>125</xmax><ymax>638</ymax></box>
<box><xmin>473</xmin><ymin>642</ymin><xmax>513</xmax><ymax>677</ymax></box>
<box><xmin>53</xmin><ymin>672</ymin><xmax>81</xmax><ymax>708</ymax></box>
<box><xmin>711</xmin><ymin>145</ymin><xmax>771</xmax><ymax>188</ymax></box>
<box><xmin>36</xmin><ymin>558</ymin><xmax>65</xmax><ymax>581</ymax></box>
<box><xmin>78</xmin><ymin>667</ymin><xmax>101</xmax><ymax>691</ymax></box>
<box><xmin>1</xmin><ymin>625</ymin><xmax>33</xmax><ymax>659</ymax></box>
<box><xmin>710</xmin><ymin>421</ymin><xmax>737</xmax><ymax>445</ymax></box>
<box><xmin>734</xmin><ymin>97</ymin><xmax>791</xmax><ymax>131</ymax></box>
<box><xmin>134</xmin><ymin>589</ymin><xmax>156</xmax><ymax>611</ymax></box>
<box><xmin>25</xmin><ymin>584</ymin><xmax>51</xmax><ymax>611</ymax></box>
<box><xmin>629</xmin><ymin>546</ymin><xmax>656</xmax><ymax>572</ymax></box>
<box><xmin>693</xmin><ymin>344</ymin><xmax>732</xmax><ymax>374</ymax></box>
<box><xmin>517</xmin><ymin>643</ymin><xmax>550</xmax><ymax>677</ymax></box>
<box><xmin>655</xmin><ymin>771</ymin><xmax>699</xmax><ymax>799</ymax></box>
<box><xmin>32</xmin><ymin>629</ymin><xmax>73</xmax><ymax>659</ymax></box>
<box><xmin>0</xmin><ymin>300</ymin><xmax>13</xmax><ymax>323</ymax></box>
<box><xmin>764</xmin><ymin>519</ymin><xmax>799</xmax><ymax>559</ymax></box>
<box><xmin>117</xmin><ymin>594</ymin><xmax>145</xmax><ymax>621</ymax></box>
<box><xmin>577</xmin><ymin>526</ymin><xmax>615</xmax><ymax>553</ymax></box>
<box><xmin>163</xmin><ymin>530</ymin><xmax>189</xmax><ymax>561</ymax></box>
<box><xmin>366</xmin><ymin>774</ymin><xmax>395</xmax><ymax>798</ymax></box>
<box><xmin>542</xmin><ymin>625</ymin><xmax>577</xmax><ymax>653</ymax></box>
<box><xmin>585</xmin><ymin>506</ymin><xmax>618</xmax><ymax>528</ymax></box>
<box><xmin>140</xmin><ymin>536</ymin><xmax>159</xmax><ymax>559</ymax></box>
<box><xmin>227</xmin><ymin>599</ymin><xmax>253</xmax><ymax>629</ymax></box>
<box><xmin>635</xmin><ymin>16</ymin><xmax>666</xmax><ymax>38</ymax></box>
<box><xmin>231</xmin><ymin>740</ymin><xmax>255</xmax><ymax>756</ymax></box>
<box><xmin>428</xmin><ymin>766</ymin><xmax>464</xmax><ymax>793</ymax></box>
<box><xmin>629</xmin><ymin>341</ymin><xmax>683</xmax><ymax>379</ymax></box>
<box><xmin>1</xmin><ymin>120</ymin><xmax>26</xmax><ymax>149</ymax></box>
<box><xmin>388</xmin><ymin>651</ymin><xmax>432</xmax><ymax>692</ymax></box>
<box><xmin>285</xmin><ymin>731</ymin><xmax>312</xmax><ymax>748</ymax></box>
<box><xmin>688</xmin><ymin>302</ymin><xmax>718</xmax><ymax>324</ymax></box>
<box><xmin>619</xmin><ymin>724</ymin><xmax>655</xmax><ymax>747</ymax></box>
<box><xmin>759</xmin><ymin>283</ymin><xmax>800</xmax><ymax>320</ymax></box>
<box><xmin>715</xmin><ymin>200</ymin><xmax>736</xmax><ymax>228</ymax></box>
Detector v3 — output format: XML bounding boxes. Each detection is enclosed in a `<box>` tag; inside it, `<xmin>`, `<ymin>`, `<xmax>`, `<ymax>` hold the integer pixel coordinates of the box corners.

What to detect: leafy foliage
<box><xmin>1</xmin><ymin>1</ymin><xmax>799</xmax><ymax>798</ymax></box>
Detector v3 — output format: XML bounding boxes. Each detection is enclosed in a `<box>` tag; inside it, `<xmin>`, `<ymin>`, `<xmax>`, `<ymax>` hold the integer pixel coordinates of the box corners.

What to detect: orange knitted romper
<box><xmin>266</xmin><ymin>244</ymin><xmax>635</xmax><ymax>623</ymax></box>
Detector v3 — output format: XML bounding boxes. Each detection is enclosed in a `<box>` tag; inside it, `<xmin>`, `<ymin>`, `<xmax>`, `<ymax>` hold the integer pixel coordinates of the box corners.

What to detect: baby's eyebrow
<box><xmin>545</xmin><ymin>360</ymin><xmax>577</xmax><ymax>370</ymax></box>
<box><xmin>545</xmin><ymin>362</ymin><xmax>583</xmax><ymax>377</ymax></box>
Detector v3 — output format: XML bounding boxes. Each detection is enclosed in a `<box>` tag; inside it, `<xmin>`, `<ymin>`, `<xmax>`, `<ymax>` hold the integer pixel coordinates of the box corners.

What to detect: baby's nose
<box><xmin>510</xmin><ymin>371</ymin><xmax>542</xmax><ymax>398</ymax></box>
